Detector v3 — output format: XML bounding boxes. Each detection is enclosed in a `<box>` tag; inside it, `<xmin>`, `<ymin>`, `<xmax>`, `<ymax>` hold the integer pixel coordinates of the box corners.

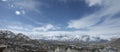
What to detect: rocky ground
<box><xmin>0</xmin><ymin>30</ymin><xmax>120</xmax><ymax>52</ymax></box>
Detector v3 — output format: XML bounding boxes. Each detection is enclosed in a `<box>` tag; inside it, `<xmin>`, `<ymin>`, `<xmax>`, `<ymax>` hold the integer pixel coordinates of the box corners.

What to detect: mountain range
<box><xmin>0</xmin><ymin>30</ymin><xmax>109</xmax><ymax>43</ymax></box>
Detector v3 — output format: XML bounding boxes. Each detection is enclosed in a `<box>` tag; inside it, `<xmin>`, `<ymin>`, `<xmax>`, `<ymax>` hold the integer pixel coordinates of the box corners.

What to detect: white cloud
<box><xmin>1</xmin><ymin>0</ymin><xmax>7</xmax><ymax>2</ymax></box>
<box><xmin>33</xmin><ymin>24</ymin><xmax>58</xmax><ymax>31</ymax></box>
<box><xmin>15</xmin><ymin>10</ymin><xmax>25</xmax><ymax>15</ymax></box>
<box><xmin>15</xmin><ymin>11</ymin><xmax>21</xmax><ymax>15</ymax></box>
<box><xmin>85</xmin><ymin>0</ymin><xmax>102</xmax><ymax>7</ymax></box>
<box><xmin>68</xmin><ymin>0</ymin><xmax>120</xmax><ymax>38</ymax></box>
<box><xmin>68</xmin><ymin>14</ymin><xmax>100</xmax><ymax>29</ymax></box>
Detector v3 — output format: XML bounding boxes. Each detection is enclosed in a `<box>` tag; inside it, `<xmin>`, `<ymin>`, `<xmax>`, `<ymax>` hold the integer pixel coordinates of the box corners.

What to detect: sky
<box><xmin>0</xmin><ymin>0</ymin><xmax>120</xmax><ymax>40</ymax></box>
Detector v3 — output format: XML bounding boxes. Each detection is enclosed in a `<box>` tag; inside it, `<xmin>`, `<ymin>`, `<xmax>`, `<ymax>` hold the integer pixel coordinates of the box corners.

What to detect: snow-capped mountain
<box><xmin>0</xmin><ymin>30</ymin><xmax>108</xmax><ymax>43</ymax></box>
<box><xmin>0</xmin><ymin>30</ymin><xmax>16</xmax><ymax>38</ymax></box>
<box><xmin>15</xmin><ymin>33</ymin><xmax>31</xmax><ymax>41</ymax></box>
<box><xmin>38</xmin><ymin>34</ymin><xmax>108</xmax><ymax>43</ymax></box>
<box><xmin>0</xmin><ymin>30</ymin><xmax>30</xmax><ymax>41</ymax></box>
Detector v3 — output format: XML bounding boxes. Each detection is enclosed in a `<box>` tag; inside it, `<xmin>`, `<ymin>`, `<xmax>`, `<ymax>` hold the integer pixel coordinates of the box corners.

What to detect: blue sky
<box><xmin>0</xmin><ymin>0</ymin><xmax>120</xmax><ymax>40</ymax></box>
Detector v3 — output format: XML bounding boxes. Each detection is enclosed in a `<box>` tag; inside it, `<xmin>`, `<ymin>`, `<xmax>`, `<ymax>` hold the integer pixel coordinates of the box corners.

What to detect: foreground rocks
<box><xmin>0</xmin><ymin>44</ymin><xmax>119</xmax><ymax>52</ymax></box>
